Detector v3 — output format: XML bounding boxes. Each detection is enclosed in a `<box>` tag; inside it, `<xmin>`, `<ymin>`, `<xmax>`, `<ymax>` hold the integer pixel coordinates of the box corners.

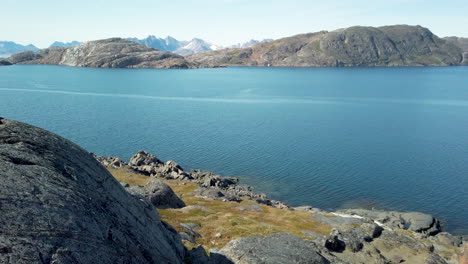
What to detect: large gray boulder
<box><xmin>142</xmin><ymin>178</ymin><xmax>186</xmax><ymax>209</ymax></box>
<box><xmin>122</xmin><ymin>178</ymin><xmax>185</xmax><ymax>209</ymax></box>
<box><xmin>218</xmin><ymin>233</ymin><xmax>329</xmax><ymax>264</ymax></box>
<box><xmin>0</xmin><ymin>118</ymin><xmax>185</xmax><ymax>263</ymax></box>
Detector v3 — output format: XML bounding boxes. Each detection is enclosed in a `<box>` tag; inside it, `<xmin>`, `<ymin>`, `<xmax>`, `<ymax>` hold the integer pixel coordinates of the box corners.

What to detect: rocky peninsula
<box><xmin>1</xmin><ymin>118</ymin><xmax>467</xmax><ymax>263</ymax></box>
<box><xmin>6</xmin><ymin>38</ymin><xmax>193</xmax><ymax>69</ymax></box>
<box><xmin>187</xmin><ymin>25</ymin><xmax>466</xmax><ymax>67</ymax></box>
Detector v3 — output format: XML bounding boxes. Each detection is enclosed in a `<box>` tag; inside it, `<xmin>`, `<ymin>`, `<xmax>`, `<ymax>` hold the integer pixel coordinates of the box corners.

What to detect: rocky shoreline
<box><xmin>95</xmin><ymin>150</ymin><xmax>467</xmax><ymax>263</ymax></box>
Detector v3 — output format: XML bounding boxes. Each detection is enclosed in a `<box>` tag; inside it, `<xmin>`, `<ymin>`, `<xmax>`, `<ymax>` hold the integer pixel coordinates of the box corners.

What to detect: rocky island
<box><xmin>6</xmin><ymin>38</ymin><xmax>193</xmax><ymax>69</ymax></box>
<box><xmin>1</xmin><ymin>118</ymin><xmax>466</xmax><ymax>263</ymax></box>
<box><xmin>187</xmin><ymin>25</ymin><xmax>466</xmax><ymax>67</ymax></box>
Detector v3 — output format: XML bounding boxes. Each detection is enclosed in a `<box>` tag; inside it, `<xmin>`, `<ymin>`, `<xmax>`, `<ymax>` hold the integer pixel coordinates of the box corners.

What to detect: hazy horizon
<box><xmin>2</xmin><ymin>0</ymin><xmax>468</xmax><ymax>48</ymax></box>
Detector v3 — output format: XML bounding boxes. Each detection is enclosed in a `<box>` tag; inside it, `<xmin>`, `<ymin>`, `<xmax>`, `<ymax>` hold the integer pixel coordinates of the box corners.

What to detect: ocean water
<box><xmin>1</xmin><ymin>65</ymin><xmax>467</xmax><ymax>234</ymax></box>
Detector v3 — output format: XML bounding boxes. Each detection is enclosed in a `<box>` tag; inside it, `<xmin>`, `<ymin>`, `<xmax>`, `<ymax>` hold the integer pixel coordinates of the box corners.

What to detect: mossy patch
<box><xmin>108</xmin><ymin>167</ymin><xmax>332</xmax><ymax>249</ymax></box>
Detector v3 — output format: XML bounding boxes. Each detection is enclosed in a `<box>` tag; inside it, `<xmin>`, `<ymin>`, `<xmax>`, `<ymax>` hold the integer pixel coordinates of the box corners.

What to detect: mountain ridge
<box><xmin>187</xmin><ymin>25</ymin><xmax>466</xmax><ymax>67</ymax></box>
<box><xmin>0</xmin><ymin>41</ymin><xmax>39</xmax><ymax>58</ymax></box>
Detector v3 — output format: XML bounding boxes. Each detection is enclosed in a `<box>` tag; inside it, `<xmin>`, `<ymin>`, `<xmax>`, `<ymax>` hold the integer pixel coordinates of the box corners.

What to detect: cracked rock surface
<box><xmin>0</xmin><ymin>118</ymin><xmax>185</xmax><ymax>264</ymax></box>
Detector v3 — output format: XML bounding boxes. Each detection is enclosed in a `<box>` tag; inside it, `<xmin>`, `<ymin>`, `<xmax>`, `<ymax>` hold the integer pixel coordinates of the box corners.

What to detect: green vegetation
<box><xmin>109</xmin><ymin>168</ymin><xmax>332</xmax><ymax>249</ymax></box>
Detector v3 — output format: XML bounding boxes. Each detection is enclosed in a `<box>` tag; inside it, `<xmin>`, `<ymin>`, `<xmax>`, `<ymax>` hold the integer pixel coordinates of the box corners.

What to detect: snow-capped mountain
<box><xmin>127</xmin><ymin>35</ymin><xmax>221</xmax><ymax>55</ymax></box>
<box><xmin>49</xmin><ymin>41</ymin><xmax>81</xmax><ymax>48</ymax></box>
<box><xmin>128</xmin><ymin>36</ymin><xmax>272</xmax><ymax>55</ymax></box>
<box><xmin>175</xmin><ymin>38</ymin><xmax>222</xmax><ymax>55</ymax></box>
<box><xmin>229</xmin><ymin>39</ymin><xmax>274</xmax><ymax>49</ymax></box>
<box><xmin>127</xmin><ymin>36</ymin><xmax>183</xmax><ymax>52</ymax></box>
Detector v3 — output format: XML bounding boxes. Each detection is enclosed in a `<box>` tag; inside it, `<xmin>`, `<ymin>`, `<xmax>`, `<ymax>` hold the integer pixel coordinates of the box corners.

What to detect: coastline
<box><xmin>95</xmin><ymin>150</ymin><xmax>467</xmax><ymax>263</ymax></box>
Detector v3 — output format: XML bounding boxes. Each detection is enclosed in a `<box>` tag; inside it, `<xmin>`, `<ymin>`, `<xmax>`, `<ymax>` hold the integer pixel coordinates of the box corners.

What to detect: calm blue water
<box><xmin>1</xmin><ymin>65</ymin><xmax>467</xmax><ymax>234</ymax></box>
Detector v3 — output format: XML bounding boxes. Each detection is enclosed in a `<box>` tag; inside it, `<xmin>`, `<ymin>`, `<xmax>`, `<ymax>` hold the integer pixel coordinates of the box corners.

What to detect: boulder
<box><xmin>129</xmin><ymin>150</ymin><xmax>163</xmax><ymax>167</ymax></box>
<box><xmin>180</xmin><ymin>223</ymin><xmax>202</xmax><ymax>239</ymax></box>
<box><xmin>141</xmin><ymin>178</ymin><xmax>186</xmax><ymax>209</ymax></box>
<box><xmin>0</xmin><ymin>118</ymin><xmax>185</xmax><ymax>263</ymax></box>
<box><xmin>218</xmin><ymin>233</ymin><xmax>329</xmax><ymax>264</ymax></box>
<box><xmin>338</xmin><ymin>209</ymin><xmax>441</xmax><ymax>235</ymax></box>
<box><xmin>156</xmin><ymin>160</ymin><xmax>192</xmax><ymax>180</ymax></box>
<box><xmin>202</xmin><ymin>174</ymin><xmax>238</xmax><ymax>189</ymax></box>
<box><xmin>193</xmin><ymin>187</ymin><xmax>242</xmax><ymax>202</ymax></box>
<box><xmin>324</xmin><ymin>224</ymin><xmax>383</xmax><ymax>253</ymax></box>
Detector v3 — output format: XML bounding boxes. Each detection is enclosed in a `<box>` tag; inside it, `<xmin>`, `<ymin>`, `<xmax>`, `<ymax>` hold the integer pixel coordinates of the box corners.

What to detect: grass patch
<box><xmin>108</xmin><ymin>167</ymin><xmax>332</xmax><ymax>249</ymax></box>
<box><xmin>108</xmin><ymin>167</ymin><xmax>149</xmax><ymax>186</ymax></box>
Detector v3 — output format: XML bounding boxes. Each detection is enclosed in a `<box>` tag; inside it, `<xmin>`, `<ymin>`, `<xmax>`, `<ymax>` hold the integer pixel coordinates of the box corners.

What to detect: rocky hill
<box><xmin>187</xmin><ymin>25</ymin><xmax>466</xmax><ymax>67</ymax></box>
<box><xmin>8</xmin><ymin>38</ymin><xmax>193</xmax><ymax>69</ymax></box>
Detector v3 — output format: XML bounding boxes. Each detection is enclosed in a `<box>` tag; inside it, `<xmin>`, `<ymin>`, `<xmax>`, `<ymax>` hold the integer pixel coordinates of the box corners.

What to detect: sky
<box><xmin>2</xmin><ymin>0</ymin><xmax>468</xmax><ymax>48</ymax></box>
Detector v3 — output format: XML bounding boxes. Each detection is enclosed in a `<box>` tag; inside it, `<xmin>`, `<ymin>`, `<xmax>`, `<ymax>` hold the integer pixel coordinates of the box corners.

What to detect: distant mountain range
<box><xmin>126</xmin><ymin>36</ymin><xmax>225</xmax><ymax>55</ymax></box>
<box><xmin>49</xmin><ymin>41</ymin><xmax>81</xmax><ymax>48</ymax></box>
<box><xmin>0</xmin><ymin>41</ymin><xmax>38</xmax><ymax>58</ymax></box>
<box><xmin>1</xmin><ymin>37</ymin><xmax>269</xmax><ymax>58</ymax></box>
<box><xmin>228</xmin><ymin>39</ymin><xmax>274</xmax><ymax>49</ymax></box>
<box><xmin>126</xmin><ymin>36</ymin><xmax>275</xmax><ymax>55</ymax></box>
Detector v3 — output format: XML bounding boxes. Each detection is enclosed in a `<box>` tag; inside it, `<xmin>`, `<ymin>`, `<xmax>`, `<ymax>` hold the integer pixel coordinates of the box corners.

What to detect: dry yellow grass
<box><xmin>108</xmin><ymin>167</ymin><xmax>332</xmax><ymax>249</ymax></box>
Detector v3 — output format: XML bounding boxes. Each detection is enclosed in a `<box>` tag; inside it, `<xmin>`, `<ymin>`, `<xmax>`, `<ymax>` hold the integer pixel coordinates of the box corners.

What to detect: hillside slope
<box><xmin>187</xmin><ymin>25</ymin><xmax>465</xmax><ymax>67</ymax></box>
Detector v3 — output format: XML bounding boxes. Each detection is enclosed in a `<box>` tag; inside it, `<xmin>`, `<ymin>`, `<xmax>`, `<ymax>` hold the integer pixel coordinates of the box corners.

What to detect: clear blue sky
<box><xmin>2</xmin><ymin>0</ymin><xmax>467</xmax><ymax>48</ymax></box>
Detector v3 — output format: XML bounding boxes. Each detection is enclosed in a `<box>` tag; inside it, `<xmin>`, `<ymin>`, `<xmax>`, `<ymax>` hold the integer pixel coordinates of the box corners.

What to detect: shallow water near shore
<box><xmin>1</xmin><ymin>65</ymin><xmax>467</xmax><ymax>234</ymax></box>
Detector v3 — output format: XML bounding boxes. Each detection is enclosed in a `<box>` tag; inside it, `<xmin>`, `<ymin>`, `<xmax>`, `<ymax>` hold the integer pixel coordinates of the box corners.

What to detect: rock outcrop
<box><xmin>338</xmin><ymin>209</ymin><xmax>442</xmax><ymax>235</ymax></box>
<box><xmin>217</xmin><ymin>233</ymin><xmax>329</xmax><ymax>264</ymax></box>
<box><xmin>8</xmin><ymin>38</ymin><xmax>193</xmax><ymax>69</ymax></box>
<box><xmin>124</xmin><ymin>178</ymin><xmax>186</xmax><ymax>209</ymax></box>
<box><xmin>0</xmin><ymin>60</ymin><xmax>12</xmax><ymax>66</ymax></box>
<box><xmin>187</xmin><ymin>25</ymin><xmax>465</xmax><ymax>67</ymax></box>
<box><xmin>0</xmin><ymin>118</ymin><xmax>186</xmax><ymax>263</ymax></box>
